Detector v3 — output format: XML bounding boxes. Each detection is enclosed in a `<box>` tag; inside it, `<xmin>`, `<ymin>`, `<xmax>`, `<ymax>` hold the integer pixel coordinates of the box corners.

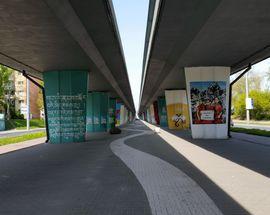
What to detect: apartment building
<box><xmin>14</xmin><ymin>71</ymin><xmax>41</xmax><ymax>119</ymax></box>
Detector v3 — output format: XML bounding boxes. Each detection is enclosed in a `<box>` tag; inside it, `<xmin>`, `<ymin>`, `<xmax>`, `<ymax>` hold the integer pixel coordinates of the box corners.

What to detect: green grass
<box><xmin>5</xmin><ymin>119</ymin><xmax>45</xmax><ymax>130</ymax></box>
<box><xmin>232</xmin><ymin>119</ymin><xmax>270</xmax><ymax>125</ymax></box>
<box><xmin>230</xmin><ymin>127</ymin><xmax>270</xmax><ymax>137</ymax></box>
<box><xmin>0</xmin><ymin>132</ymin><xmax>46</xmax><ymax>146</ymax></box>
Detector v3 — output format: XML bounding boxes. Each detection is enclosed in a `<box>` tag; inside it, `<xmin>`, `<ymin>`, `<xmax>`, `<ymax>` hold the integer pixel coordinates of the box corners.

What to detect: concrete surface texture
<box><xmin>141</xmin><ymin>121</ymin><xmax>270</xmax><ymax>215</ymax></box>
<box><xmin>1</xmin><ymin>121</ymin><xmax>270</xmax><ymax>214</ymax></box>
<box><xmin>0</xmin><ymin>0</ymin><xmax>134</xmax><ymax>112</ymax></box>
<box><xmin>139</xmin><ymin>0</ymin><xmax>270</xmax><ymax>113</ymax></box>
<box><xmin>111</xmin><ymin>128</ymin><xmax>222</xmax><ymax>215</ymax></box>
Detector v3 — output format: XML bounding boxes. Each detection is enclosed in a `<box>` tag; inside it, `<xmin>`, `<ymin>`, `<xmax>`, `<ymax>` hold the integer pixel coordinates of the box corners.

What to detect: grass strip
<box><xmin>0</xmin><ymin>132</ymin><xmax>46</xmax><ymax>146</ymax></box>
<box><xmin>231</xmin><ymin>127</ymin><xmax>270</xmax><ymax>137</ymax></box>
<box><xmin>5</xmin><ymin>119</ymin><xmax>45</xmax><ymax>130</ymax></box>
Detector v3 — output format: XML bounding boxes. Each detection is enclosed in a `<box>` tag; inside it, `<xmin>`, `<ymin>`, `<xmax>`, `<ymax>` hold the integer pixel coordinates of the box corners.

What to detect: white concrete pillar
<box><xmin>185</xmin><ymin>67</ymin><xmax>230</xmax><ymax>139</ymax></box>
<box><xmin>165</xmin><ymin>90</ymin><xmax>189</xmax><ymax>129</ymax></box>
<box><xmin>150</xmin><ymin>104</ymin><xmax>156</xmax><ymax>124</ymax></box>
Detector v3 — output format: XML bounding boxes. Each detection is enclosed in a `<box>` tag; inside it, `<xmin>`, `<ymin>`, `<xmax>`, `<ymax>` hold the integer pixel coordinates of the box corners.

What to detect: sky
<box><xmin>112</xmin><ymin>0</ymin><xmax>149</xmax><ymax>112</ymax></box>
<box><xmin>112</xmin><ymin>0</ymin><xmax>270</xmax><ymax>112</ymax></box>
<box><xmin>231</xmin><ymin>58</ymin><xmax>270</xmax><ymax>89</ymax></box>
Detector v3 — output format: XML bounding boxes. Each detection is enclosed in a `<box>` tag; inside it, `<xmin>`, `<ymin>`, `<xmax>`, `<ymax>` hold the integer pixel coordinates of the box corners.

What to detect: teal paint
<box><xmin>147</xmin><ymin>108</ymin><xmax>151</xmax><ymax>122</ymax></box>
<box><xmin>107</xmin><ymin>98</ymin><xmax>116</xmax><ymax>129</ymax></box>
<box><xmin>0</xmin><ymin>113</ymin><xmax>5</xmax><ymax>131</ymax></box>
<box><xmin>86</xmin><ymin>92</ymin><xmax>109</xmax><ymax>132</ymax></box>
<box><xmin>44</xmin><ymin>70</ymin><xmax>88</xmax><ymax>144</ymax></box>
<box><xmin>158</xmin><ymin>96</ymin><xmax>168</xmax><ymax>127</ymax></box>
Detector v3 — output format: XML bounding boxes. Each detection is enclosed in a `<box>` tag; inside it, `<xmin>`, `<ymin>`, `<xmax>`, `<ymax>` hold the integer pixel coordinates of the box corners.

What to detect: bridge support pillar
<box><xmin>115</xmin><ymin>100</ymin><xmax>122</xmax><ymax>126</ymax></box>
<box><xmin>165</xmin><ymin>90</ymin><xmax>190</xmax><ymax>130</ymax></box>
<box><xmin>86</xmin><ymin>92</ymin><xmax>110</xmax><ymax>132</ymax></box>
<box><xmin>108</xmin><ymin>98</ymin><xmax>116</xmax><ymax>130</ymax></box>
<box><xmin>149</xmin><ymin>104</ymin><xmax>156</xmax><ymax>124</ymax></box>
<box><xmin>44</xmin><ymin>70</ymin><xmax>88</xmax><ymax>144</ymax></box>
<box><xmin>185</xmin><ymin>67</ymin><xmax>230</xmax><ymax>139</ymax></box>
<box><xmin>147</xmin><ymin>108</ymin><xmax>151</xmax><ymax>123</ymax></box>
<box><xmin>120</xmin><ymin>105</ymin><xmax>128</xmax><ymax>125</ymax></box>
<box><xmin>153</xmin><ymin>101</ymin><xmax>160</xmax><ymax>125</ymax></box>
<box><xmin>157</xmin><ymin>96</ymin><xmax>168</xmax><ymax>127</ymax></box>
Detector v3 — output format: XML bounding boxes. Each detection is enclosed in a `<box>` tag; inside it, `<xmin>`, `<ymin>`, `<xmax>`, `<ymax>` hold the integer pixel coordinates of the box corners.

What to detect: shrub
<box><xmin>233</xmin><ymin>90</ymin><xmax>270</xmax><ymax>120</ymax></box>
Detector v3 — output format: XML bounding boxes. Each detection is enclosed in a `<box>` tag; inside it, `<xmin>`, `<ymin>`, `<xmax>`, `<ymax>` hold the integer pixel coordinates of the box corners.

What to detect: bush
<box><xmin>233</xmin><ymin>90</ymin><xmax>270</xmax><ymax>120</ymax></box>
<box><xmin>10</xmin><ymin>107</ymin><xmax>24</xmax><ymax>119</ymax></box>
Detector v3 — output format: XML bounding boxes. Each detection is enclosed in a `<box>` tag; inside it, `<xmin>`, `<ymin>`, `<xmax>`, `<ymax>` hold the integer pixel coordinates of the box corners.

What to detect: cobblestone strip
<box><xmin>110</xmin><ymin>130</ymin><xmax>222</xmax><ymax>215</ymax></box>
<box><xmin>143</xmin><ymin>121</ymin><xmax>270</xmax><ymax>215</ymax></box>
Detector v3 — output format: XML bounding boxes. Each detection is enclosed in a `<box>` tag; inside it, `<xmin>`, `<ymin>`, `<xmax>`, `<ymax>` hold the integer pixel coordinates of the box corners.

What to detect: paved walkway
<box><xmin>231</xmin><ymin>131</ymin><xmax>270</xmax><ymax>146</ymax></box>
<box><xmin>111</xmin><ymin>127</ymin><xmax>222</xmax><ymax>215</ymax></box>
<box><xmin>0</xmin><ymin>128</ymin><xmax>151</xmax><ymax>215</ymax></box>
<box><xmin>140</xmin><ymin>121</ymin><xmax>270</xmax><ymax>215</ymax></box>
<box><xmin>1</xmin><ymin>121</ymin><xmax>270</xmax><ymax>214</ymax></box>
<box><xmin>0</xmin><ymin>137</ymin><xmax>46</xmax><ymax>155</ymax></box>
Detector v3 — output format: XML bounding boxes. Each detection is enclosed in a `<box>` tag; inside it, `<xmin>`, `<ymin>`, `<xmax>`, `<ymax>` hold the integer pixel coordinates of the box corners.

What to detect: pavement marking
<box><xmin>143</xmin><ymin>121</ymin><xmax>270</xmax><ymax>215</ymax></box>
<box><xmin>110</xmin><ymin>129</ymin><xmax>222</xmax><ymax>215</ymax></box>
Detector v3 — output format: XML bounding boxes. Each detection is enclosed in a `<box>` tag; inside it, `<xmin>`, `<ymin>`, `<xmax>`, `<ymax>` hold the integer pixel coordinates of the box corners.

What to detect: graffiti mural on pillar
<box><xmin>165</xmin><ymin>90</ymin><xmax>190</xmax><ymax>129</ymax></box>
<box><xmin>116</xmin><ymin>101</ymin><xmax>121</xmax><ymax>126</ymax></box>
<box><xmin>190</xmin><ymin>81</ymin><xmax>226</xmax><ymax>124</ymax></box>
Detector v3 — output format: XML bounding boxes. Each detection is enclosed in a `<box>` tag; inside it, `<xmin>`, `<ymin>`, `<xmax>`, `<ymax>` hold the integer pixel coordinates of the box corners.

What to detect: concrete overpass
<box><xmin>139</xmin><ymin>0</ymin><xmax>270</xmax><ymax>138</ymax></box>
<box><xmin>0</xmin><ymin>0</ymin><xmax>135</xmax><ymax>143</ymax></box>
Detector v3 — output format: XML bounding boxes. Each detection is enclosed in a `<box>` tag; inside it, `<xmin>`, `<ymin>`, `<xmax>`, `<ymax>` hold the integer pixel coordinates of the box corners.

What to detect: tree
<box><xmin>0</xmin><ymin>65</ymin><xmax>13</xmax><ymax>119</ymax></box>
<box><xmin>232</xmin><ymin>70</ymin><xmax>263</xmax><ymax>112</ymax></box>
<box><xmin>234</xmin><ymin>90</ymin><xmax>270</xmax><ymax>120</ymax></box>
<box><xmin>266</xmin><ymin>68</ymin><xmax>270</xmax><ymax>90</ymax></box>
<box><xmin>249</xmin><ymin>70</ymin><xmax>263</xmax><ymax>91</ymax></box>
<box><xmin>36</xmin><ymin>80</ymin><xmax>44</xmax><ymax>111</ymax></box>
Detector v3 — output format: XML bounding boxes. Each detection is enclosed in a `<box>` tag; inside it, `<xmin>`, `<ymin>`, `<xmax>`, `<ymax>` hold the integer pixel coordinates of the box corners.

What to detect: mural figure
<box><xmin>190</xmin><ymin>81</ymin><xmax>226</xmax><ymax>124</ymax></box>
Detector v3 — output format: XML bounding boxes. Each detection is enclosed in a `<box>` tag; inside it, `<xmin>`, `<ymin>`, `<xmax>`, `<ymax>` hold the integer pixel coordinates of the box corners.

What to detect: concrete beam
<box><xmin>44</xmin><ymin>0</ymin><xmax>133</xmax><ymax>112</ymax></box>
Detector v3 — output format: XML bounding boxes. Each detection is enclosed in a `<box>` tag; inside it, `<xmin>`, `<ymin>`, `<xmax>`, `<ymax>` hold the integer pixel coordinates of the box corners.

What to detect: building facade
<box><xmin>14</xmin><ymin>71</ymin><xmax>41</xmax><ymax>119</ymax></box>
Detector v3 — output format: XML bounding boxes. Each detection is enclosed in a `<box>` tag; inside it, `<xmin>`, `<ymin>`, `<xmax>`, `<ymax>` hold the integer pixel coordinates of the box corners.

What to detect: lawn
<box><xmin>233</xmin><ymin>119</ymin><xmax>270</xmax><ymax>125</ymax></box>
<box><xmin>0</xmin><ymin>132</ymin><xmax>46</xmax><ymax>146</ymax></box>
<box><xmin>230</xmin><ymin>127</ymin><xmax>270</xmax><ymax>137</ymax></box>
<box><xmin>5</xmin><ymin>119</ymin><xmax>45</xmax><ymax>130</ymax></box>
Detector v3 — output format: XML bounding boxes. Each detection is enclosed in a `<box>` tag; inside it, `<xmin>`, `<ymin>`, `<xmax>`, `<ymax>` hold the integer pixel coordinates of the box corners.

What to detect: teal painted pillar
<box><xmin>158</xmin><ymin>96</ymin><xmax>168</xmax><ymax>127</ymax></box>
<box><xmin>44</xmin><ymin>70</ymin><xmax>88</xmax><ymax>144</ymax></box>
<box><xmin>107</xmin><ymin>98</ymin><xmax>116</xmax><ymax>129</ymax></box>
<box><xmin>86</xmin><ymin>92</ymin><xmax>109</xmax><ymax>132</ymax></box>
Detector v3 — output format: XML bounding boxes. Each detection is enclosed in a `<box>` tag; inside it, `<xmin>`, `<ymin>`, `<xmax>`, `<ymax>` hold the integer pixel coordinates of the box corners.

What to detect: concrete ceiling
<box><xmin>139</xmin><ymin>0</ymin><xmax>270</xmax><ymax>113</ymax></box>
<box><xmin>0</xmin><ymin>0</ymin><xmax>134</xmax><ymax>112</ymax></box>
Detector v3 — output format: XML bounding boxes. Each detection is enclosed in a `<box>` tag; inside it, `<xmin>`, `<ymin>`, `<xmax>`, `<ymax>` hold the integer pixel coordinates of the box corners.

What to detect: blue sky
<box><xmin>112</xmin><ymin>0</ymin><xmax>149</xmax><ymax>111</ymax></box>
<box><xmin>112</xmin><ymin>0</ymin><xmax>270</xmax><ymax>111</ymax></box>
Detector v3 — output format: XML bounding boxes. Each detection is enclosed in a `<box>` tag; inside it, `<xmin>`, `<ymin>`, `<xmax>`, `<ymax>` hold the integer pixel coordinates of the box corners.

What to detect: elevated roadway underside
<box><xmin>139</xmin><ymin>0</ymin><xmax>270</xmax><ymax>113</ymax></box>
<box><xmin>0</xmin><ymin>0</ymin><xmax>134</xmax><ymax>112</ymax></box>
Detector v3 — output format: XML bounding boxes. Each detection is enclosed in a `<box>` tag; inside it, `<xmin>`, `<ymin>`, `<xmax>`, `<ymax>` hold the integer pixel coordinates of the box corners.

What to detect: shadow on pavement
<box><xmin>0</xmin><ymin>128</ymin><xmax>152</xmax><ymax>215</ymax></box>
<box><xmin>126</xmin><ymin>130</ymin><xmax>250</xmax><ymax>215</ymax></box>
<box><xmin>162</xmin><ymin>127</ymin><xmax>270</xmax><ymax>178</ymax></box>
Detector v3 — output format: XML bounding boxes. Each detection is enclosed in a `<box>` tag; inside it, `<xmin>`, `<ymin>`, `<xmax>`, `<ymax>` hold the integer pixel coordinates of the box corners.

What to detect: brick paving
<box><xmin>137</xmin><ymin>121</ymin><xmax>270</xmax><ymax>215</ymax></box>
<box><xmin>111</xmin><ymin>128</ymin><xmax>222</xmax><ymax>215</ymax></box>
<box><xmin>0</xmin><ymin>129</ymin><xmax>151</xmax><ymax>215</ymax></box>
<box><xmin>1</xmin><ymin>121</ymin><xmax>269</xmax><ymax>214</ymax></box>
